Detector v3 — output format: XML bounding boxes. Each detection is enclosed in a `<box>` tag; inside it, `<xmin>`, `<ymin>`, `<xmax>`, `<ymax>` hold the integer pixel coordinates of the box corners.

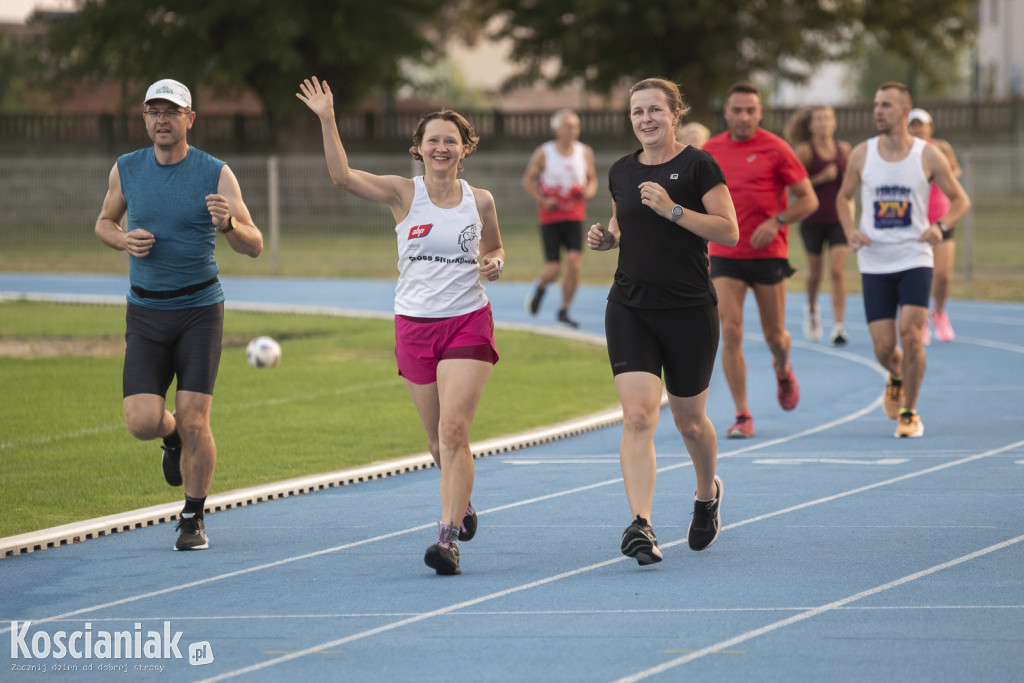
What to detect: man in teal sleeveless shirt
<box><xmin>95</xmin><ymin>79</ymin><xmax>263</xmax><ymax>551</ymax></box>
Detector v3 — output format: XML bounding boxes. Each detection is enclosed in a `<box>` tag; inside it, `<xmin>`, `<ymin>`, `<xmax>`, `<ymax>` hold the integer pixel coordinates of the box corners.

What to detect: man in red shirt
<box><xmin>703</xmin><ymin>82</ymin><xmax>819</xmax><ymax>438</ymax></box>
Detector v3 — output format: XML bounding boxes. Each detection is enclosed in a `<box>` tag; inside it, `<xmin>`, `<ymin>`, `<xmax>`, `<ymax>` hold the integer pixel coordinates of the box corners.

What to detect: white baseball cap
<box><xmin>144</xmin><ymin>79</ymin><xmax>192</xmax><ymax>109</ymax></box>
<box><xmin>907</xmin><ymin>108</ymin><xmax>932</xmax><ymax>125</ymax></box>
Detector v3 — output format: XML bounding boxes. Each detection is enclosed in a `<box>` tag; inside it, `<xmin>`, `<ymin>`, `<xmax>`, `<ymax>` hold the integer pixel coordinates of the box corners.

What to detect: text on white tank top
<box><xmin>394</xmin><ymin>176</ymin><xmax>488</xmax><ymax>317</ymax></box>
<box><xmin>857</xmin><ymin>136</ymin><xmax>933</xmax><ymax>274</ymax></box>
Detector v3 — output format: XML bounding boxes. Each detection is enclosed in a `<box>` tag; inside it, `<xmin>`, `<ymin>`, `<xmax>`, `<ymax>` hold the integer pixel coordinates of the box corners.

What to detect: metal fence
<box><xmin>0</xmin><ymin>147</ymin><xmax>1021</xmax><ymax>295</ymax></box>
<box><xmin>1</xmin><ymin>98</ymin><xmax>1022</xmax><ymax>155</ymax></box>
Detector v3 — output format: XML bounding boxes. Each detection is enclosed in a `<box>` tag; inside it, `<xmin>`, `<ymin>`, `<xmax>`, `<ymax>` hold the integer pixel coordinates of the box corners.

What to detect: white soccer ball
<box><xmin>245</xmin><ymin>336</ymin><xmax>281</xmax><ymax>368</ymax></box>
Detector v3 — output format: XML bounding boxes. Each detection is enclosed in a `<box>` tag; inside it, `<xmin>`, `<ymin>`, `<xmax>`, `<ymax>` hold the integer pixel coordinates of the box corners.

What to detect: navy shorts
<box><xmin>540</xmin><ymin>220</ymin><xmax>583</xmax><ymax>262</ymax></box>
<box><xmin>710</xmin><ymin>256</ymin><xmax>796</xmax><ymax>286</ymax></box>
<box><xmin>123</xmin><ymin>302</ymin><xmax>224</xmax><ymax>397</ymax></box>
<box><xmin>861</xmin><ymin>268</ymin><xmax>933</xmax><ymax>323</ymax></box>
<box><xmin>605</xmin><ymin>299</ymin><xmax>720</xmax><ymax>398</ymax></box>
<box><xmin>799</xmin><ymin>221</ymin><xmax>848</xmax><ymax>255</ymax></box>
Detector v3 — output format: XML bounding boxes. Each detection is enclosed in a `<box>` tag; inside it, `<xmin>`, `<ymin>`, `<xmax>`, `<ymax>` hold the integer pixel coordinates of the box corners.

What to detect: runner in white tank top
<box><xmin>395</xmin><ymin>176</ymin><xmax>488</xmax><ymax>317</ymax></box>
<box><xmin>836</xmin><ymin>82</ymin><xmax>970</xmax><ymax>440</ymax></box>
<box><xmin>856</xmin><ymin>136</ymin><xmax>932</xmax><ymax>274</ymax></box>
<box><xmin>537</xmin><ymin>140</ymin><xmax>589</xmax><ymax>222</ymax></box>
<box><xmin>298</xmin><ymin>78</ymin><xmax>505</xmax><ymax>576</ymax></box>
<box><xmin>522</xmin><ymin>109</ymin><xmax>598</xmax><ymax>327</ymax></box>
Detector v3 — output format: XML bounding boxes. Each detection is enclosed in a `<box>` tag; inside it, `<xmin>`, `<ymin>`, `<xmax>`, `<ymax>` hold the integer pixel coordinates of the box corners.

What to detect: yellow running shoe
<box><xmin>883</xmin><ymin>378</ymin><xmax>904</xmax><ymax>419</ymax></box>
<box><xmin>895</xmin><ymin>410</ymin><xmax>924</xmax><ymax>438</ymax></box>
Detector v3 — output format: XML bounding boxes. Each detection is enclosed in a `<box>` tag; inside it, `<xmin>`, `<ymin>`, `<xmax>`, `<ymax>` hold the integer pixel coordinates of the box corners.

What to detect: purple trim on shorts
<box><xmin>395</xmin><ymin>304</ymin><xmax>499</xmax><ymax>385</ymax></box>
<box><xmin>441</xmin><ymin>344</ymin><xmax>497</xmax><ymax>363</ymax></box>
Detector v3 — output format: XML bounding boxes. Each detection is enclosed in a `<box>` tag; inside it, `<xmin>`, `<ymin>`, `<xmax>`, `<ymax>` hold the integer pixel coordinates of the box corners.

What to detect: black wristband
<box><xmin>219</xmin><ymin>216</ymin><xmax>235</xmax><ymax>233</ymax></box>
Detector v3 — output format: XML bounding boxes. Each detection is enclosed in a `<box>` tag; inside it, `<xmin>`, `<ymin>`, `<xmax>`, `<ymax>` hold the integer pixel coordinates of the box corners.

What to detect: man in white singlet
<box><xmin>522</xmin><ymin>109</ymin><xmax>598</xmax><ymax>328</ymax></box>
<box><xmin>836</xmin><ymin>82</ymin><xmax>969</xmax><ymax>438</ymax></box>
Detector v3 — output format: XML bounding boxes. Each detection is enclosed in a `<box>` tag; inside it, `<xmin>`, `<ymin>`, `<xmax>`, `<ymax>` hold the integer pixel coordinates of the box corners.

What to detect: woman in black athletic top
<box><xmin>588</xmin><ymin>78</ymin><xmax>738</xmax><ymax>565</ymax></box>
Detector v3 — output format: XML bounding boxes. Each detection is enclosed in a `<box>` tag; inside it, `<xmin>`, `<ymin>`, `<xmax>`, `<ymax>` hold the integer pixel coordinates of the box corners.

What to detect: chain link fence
<box><xmin>1</xmin><ymin>147</ymin><xmax>1022</xmax><ymax>298</ymax></box>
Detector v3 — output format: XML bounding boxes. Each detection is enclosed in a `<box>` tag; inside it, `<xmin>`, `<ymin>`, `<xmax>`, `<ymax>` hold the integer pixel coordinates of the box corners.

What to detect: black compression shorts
<box><xmin>604</xmin><ymin>299</ymin><xmax>720</xmax><ymax>398</ymax></box>
<box><xmin>799</xmin><ymin>221</ymin><xmax>848</xmax><ymax>255</ymax></box>
<box><xmin>540</xmin><ymin>220</ymin><xmax>583</xmax><ymax>262</ymax></box>
<box><xmin>709</xmin><ymin>256</ymin><xmax>796</xmax><ymax>286</ymax></box>
<box><xmin>123</xmin><ymin>302</ymin><xmax>224</xmax><ymax>398</ymax></box>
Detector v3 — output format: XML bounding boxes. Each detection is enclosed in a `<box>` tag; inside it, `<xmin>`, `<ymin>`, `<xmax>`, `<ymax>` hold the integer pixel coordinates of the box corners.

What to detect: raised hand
<box><xmin>296</xmin><ymin>77</ymin><xmax>333</xmax><ymax>118</ymax></box>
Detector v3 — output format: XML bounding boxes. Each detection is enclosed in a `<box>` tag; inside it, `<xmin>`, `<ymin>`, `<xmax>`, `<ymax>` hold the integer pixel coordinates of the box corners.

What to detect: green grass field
<box><xmin>3</xmin><ymin>199</ymin><xmax>1023</xmax><ymax>301</ymax></box>
<box><xmin>0</xmin><ymin>300</ymin><xmax>620</xmax><ymax>538</ymax></box>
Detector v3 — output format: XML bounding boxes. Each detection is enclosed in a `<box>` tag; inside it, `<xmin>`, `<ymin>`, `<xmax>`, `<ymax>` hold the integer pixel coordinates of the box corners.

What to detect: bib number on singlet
<box><xmin>873</xmin><ymin>200</ymin><xmax>913</xmax><ymax>229</ymax></box>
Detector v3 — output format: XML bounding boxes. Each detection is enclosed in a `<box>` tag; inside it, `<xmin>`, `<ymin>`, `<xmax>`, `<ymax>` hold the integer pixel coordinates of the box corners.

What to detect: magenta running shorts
<box><xmin>394</xmin><ymin>304</ymin><xmax>499</xmax><ymax>385</ymax></box>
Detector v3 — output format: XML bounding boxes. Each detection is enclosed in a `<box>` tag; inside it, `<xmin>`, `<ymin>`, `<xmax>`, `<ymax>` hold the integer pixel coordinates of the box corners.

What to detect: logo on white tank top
<box><xmin>408</xmin><ymin>224</ymin><xmax>433</xmax><ymax>239</ymax></box>
<box><xmin>873</xmin><ymin>185</ymin><xmax>914</xmax><ymax>229</ymax></box>
<box><xmin>457</xmin><ymin>224</ymin><xmax>478</xmax><ymax>253</ymax></box>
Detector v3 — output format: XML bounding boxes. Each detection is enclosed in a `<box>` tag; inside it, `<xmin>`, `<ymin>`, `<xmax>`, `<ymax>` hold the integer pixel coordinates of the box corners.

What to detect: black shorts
<box><xmin>540</xmin><ymin>220</ymin><xmax>583</xmax><ymax>262</ymax></box>
<box><xmin>605</xmin><ymin>299</ymin><xmax>720</xmax><ymax>398</ymax></box>
<box><xmin>123</xmin><ymin>302</ymin><xmax>224</xmax><ymax>398</ymax></box>
<box><xmin>799</xmin><ymin>221</ymin><xmax>848</xmax><ymax>255</ymax></box>
<box><xmin>861</xmin><ymin>268</ymin><xmax>933</xmax><ymax>323</ymax></box>
<box><xmin>709</xmin><ymin>256</ymin><xmax>796</xmax><ymax>287</ymax></box>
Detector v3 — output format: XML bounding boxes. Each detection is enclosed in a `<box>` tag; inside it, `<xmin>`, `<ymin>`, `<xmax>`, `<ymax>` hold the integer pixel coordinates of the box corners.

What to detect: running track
<box><xmin>2</xmin><ymin>273</ymin><xmax>1023</xmax><ymax>682</ymax></box>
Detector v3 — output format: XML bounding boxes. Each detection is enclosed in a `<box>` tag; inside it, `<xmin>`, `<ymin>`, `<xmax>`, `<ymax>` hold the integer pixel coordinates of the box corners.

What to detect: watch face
<box><xmin>672</xmin><ymin>205</ymin><xmax>683</xmax><ymax>219</ymax></box>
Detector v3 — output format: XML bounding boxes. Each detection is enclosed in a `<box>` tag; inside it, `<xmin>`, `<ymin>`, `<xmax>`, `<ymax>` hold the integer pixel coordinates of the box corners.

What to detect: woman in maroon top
<box><xmin>786</xmin><ymin>105</ymin><xmax>853</xmax><ymax>346</ymax></box>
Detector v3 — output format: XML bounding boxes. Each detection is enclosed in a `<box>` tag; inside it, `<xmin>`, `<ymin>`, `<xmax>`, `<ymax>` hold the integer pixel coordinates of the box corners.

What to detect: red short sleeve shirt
<box><xmin>703</xmin><ymin>128</ymin><xmax>808</xmax><ymax>260</ymax></box>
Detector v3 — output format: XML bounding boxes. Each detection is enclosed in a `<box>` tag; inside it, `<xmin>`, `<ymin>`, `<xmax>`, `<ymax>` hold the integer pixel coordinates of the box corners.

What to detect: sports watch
<box><xmin>671</xmin><ymin>204</ymin><xmax>684</xmax><ymax>223</ymax></box>
<box><xmin>774</xmin><ymin>214</ymin><xmax>786</xmax><ymax>225</ymax></box>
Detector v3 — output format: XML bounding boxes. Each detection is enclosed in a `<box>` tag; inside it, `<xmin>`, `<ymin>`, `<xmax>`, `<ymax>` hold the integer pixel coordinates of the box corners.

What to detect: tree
<box><xmin>472</xmin><ymin>0</ymin><xmax>977</xmax><ymax>116</ymax></box>
<box><xmin>36</xmin><ymin>0</ymin><xmax>451</xmax><ymax>129</ymax></box>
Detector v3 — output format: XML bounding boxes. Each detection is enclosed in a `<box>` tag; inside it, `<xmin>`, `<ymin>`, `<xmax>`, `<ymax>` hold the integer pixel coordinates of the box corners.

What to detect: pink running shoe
<box><xmin>773</xmin><ymin>359</ymin><xmax>800</xmax><ymax>411</ymax></box>
<box><xmin>727</xmin><ymin>412</ymin><xmax>754</xmax><ymax>439</ymax></box>
<box><xmin>931</xmin><ymin>311</ymin><xmax>955</xmax><ymax>342</ymax></box>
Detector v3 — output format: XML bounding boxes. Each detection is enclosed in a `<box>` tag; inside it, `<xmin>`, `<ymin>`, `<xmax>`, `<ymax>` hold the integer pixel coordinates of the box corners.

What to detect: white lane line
<box><xmin>189</xmin><ymin>438</ymin><xmax>1024</xmax><ymax>682</ymax></box>
<box><xmin>194</xmin><ymin>556</ymin><xmax>633</xmax><ymax>683</ymax></box>
<box><xmin>661</xmin><ymin>439</ymin><xmax>1024</xmax><ymax>544</ymax></box>
<box><xmin>611</xmin><ymin>532</ymin><xmax>1024</xmax><ymax>683</ymax></box>
<box><xmin>41</xmin><ymin>603</ymin><xmax>1022</xmax><ymax>625</ymax></box>
<box><xmin>505</xmin><ymin>458</ymin><xmax>620</xmax><ymax>465</ymax></box>
<box><xmin>752</xmin><ymin>458</ymin><xmax>909</xmax><ymax>465</ymax></box>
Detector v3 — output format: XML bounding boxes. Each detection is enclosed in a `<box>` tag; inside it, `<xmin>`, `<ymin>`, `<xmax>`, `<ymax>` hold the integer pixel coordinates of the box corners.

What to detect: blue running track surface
<box><xmin>2</xmin><ymin>274</ymin><xmax>1023</xmax><ymax>682</ymax></box>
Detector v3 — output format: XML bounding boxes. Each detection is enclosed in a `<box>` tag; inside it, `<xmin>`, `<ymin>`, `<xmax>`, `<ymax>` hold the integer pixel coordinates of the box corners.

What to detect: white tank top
<box><xmin>857</xmin><ymin>136</ymin><xmax>933</xmax><ymax>274</ymax></box>
<box><xmin>537</xmin><ymin>140</ymin><xmax>588</xmax><ymax>223</ymax></box>
<box><xmin>394</xmin><ymin>176</ymin><xmax>489</xmax><ymax>317</ymax></box>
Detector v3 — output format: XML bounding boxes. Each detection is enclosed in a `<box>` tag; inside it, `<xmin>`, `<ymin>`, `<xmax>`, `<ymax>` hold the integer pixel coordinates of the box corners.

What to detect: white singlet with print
<box><xmin>394</xmin><ymin>176</ymin><xmax>488</xmax><ymax>317</ymax></box>
<box><xmin>857</xmin><ymin>136</ymin><xmax>933</xmax><ymax>274</ymax></box>
<box><xmin>538</xmin><ymin>140</ymin><xmax>588</xmax><ymax>223</ymax></box>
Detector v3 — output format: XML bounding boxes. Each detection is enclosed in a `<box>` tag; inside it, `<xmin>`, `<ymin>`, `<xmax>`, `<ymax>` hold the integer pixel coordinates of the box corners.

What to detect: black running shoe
<box><xmin>688</xmin><ymin>476</ymin><xmax>723</xmax><ymax>551</ymax></box>
<box><xmin>424</xmin><ymin>541</ymin><xmax>461</xmax><ymax>575</ymax></box>
<box><xmin>458</xmin><ymin>502</ymin><xmax>477</xmax><ymax>541</ymax></box>
<box><xmin>161</xmin><ymin>435</ymin><xmax>182</xmax><ymax>487</ymax></box>
<box><xmin>173</xmin><ymin>516</ymin><xmax>209</xmax><ymax>551</ymax></box>
<box><xmin>557</xmin><ymin>310</ymin><xmax>579</xmax><ymax>328</ymax></box>
<box><xmin>526</xmin><ymin>286</ymin><xmax>545</xmax><ymax>315</ymax></box>
<box><xmin>620</xmin><ymin>515</ymin><xmax>663</xmax><ymax>565</ymax></box>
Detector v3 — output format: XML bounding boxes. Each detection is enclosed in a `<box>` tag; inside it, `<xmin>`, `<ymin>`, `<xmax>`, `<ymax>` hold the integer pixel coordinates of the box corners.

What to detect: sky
<box><xmin>0</xmin><ymin>0</ymin><xmax>75</xmax><ymax>23</ymax></box>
